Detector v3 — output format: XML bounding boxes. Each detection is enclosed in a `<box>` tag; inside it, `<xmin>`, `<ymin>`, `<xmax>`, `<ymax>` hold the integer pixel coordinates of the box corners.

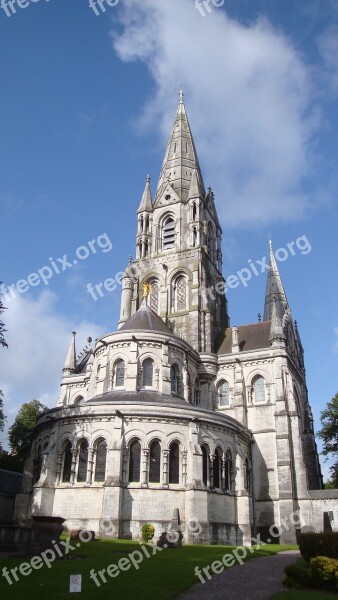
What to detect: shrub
<box><xmin>142</xmin><ymin>523</ymin><xmax>155</xmax><ymax>543</ymax></box>
<box><xmin>283</xmin><ymin>564</ymin><xmax>313</xmax><ymax>589</ymax></box>
<box><xmin>311</xmin><ymin>556</ymin><xmax>338</xmax><ymax>590</ymax></box>
<box><xmin>299</xmin><ymin>532</ymin><xmax>338</xmax><ymax>562</ymax></box>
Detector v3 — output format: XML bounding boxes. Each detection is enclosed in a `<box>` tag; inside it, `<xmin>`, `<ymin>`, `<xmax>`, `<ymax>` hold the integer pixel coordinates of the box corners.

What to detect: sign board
<box><xmin>69</xmin><ymin>575</ymin><xmax>82</xmax><ymax>593</ymax></box>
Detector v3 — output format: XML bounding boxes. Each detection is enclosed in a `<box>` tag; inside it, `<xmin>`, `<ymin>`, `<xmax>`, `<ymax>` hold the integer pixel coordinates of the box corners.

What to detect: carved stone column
<box><xmin>56</xmin><ymin>450</ymin><xmax>63</xmax><ymax>485</ymax></box>
<box><xmin>162</xmin><ymin>449</ymin><xmax>169</xmax><ymax>487</ymax></box>
<box><xmin>141</xmin><ymin>449</ymin><xmax>149</xmax><ymax>487</ymax></box>
<box><xmin>182</xmin><ymin>451</ymin><xmax>187</xmax><ymax>486</ymax></box>
<box><xmin>87</xmin><ymin>447</ymin><xmax>94</xmax><ymax>484</ymax></box>
<box><xmin>70</xmin><ymin>449</ymin><xmax>78</xmax><ymax>485</ymax></box>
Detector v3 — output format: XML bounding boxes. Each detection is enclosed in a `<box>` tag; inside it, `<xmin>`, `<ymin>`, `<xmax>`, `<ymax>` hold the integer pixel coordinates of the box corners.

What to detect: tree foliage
<box><xmin>0</xmin><ymin>288</ymin><xmax>8</xmax><ymax>348</ymax></box>
<box><xmin>317</xmin><ymin>392</ymin><xmax>338</xmax><ymax>488</ymax></box>
<box><xmin>8</xmin><ymin>399</ymin><xmax>47</xmax><ymax>462</ymax></box>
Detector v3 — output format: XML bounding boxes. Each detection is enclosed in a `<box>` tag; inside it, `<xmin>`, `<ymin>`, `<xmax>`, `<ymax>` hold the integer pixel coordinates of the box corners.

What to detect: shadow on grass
<box><xmin>0</xmin><ymin>539</ymin><xmax>298</xmax><ymax>600</ymax></box>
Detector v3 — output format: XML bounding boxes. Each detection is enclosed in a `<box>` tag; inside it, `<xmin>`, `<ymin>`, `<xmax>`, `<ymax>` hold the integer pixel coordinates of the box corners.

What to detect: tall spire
<box><xmin>63</xmin><ymin>331</ymin><xmax>76</xmax><ymax>374</ymax></box>
<box><xmin>269</xmin><ymin>295</ymin><xmax>286</xmax><ymax>345</ymax></box>
<box><xmin>137</xmin><ymin>175</ymin><xmax>153</xmax><ymax>213</ymax></box>
<box><xmin>264</xmin><ymin>240</ymin><xmax>288</xmax><ymax>321</ymax></box>
<box><xmin>154</xmin><ymin>91</ymin><xmax>205</xmax><ymax>204</ymax></box>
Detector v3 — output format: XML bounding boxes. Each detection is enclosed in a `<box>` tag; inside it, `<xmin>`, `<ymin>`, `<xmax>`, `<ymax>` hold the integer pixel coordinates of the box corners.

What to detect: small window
<box><xmin>77</xmin><ymin>440</ymin><xmax>89</xmax><ymax>483</ymax></box>
<box><xmin>169</xmin><ymin>442</ymin><xmax>180</xmax><ymax>484</ymax></box>
<box><xmin>115</xmin><ymin>360</ymin><xmax>125</xmax><ymax>387</ymax></box>
<box><xmin>194</xmin><ymin>378</ymin><xmax>201</xmax><ymax>405</ymax></box>
<box><xmin>94</xmin><ymin>440</ymin><xmax>107</xmax><ymax>482</ymax></box>
<box><xmin>149</xmin><ymin>441</ymin><xmax>161</xmax><ymax>483</ymax></box>
<box><xmin>218</xmin><ymin>382</ymin><xmax>230</xmax><ymax>407</ymax></box>
<box><xmin>253</xmin><ymin>377</ymin><xmax>265</xmax><ymax>403</ymax></box>
<box><xmin>202</xmin><ymin>445</ymin><xmax>209</xmax><ymax>486</ymax></box>
<box><xmin>171</xmin><ymin>364</ymin><xmax>179</xmax><ymax>394</ymax></box>
<box><xmin>142</xmin><ymin>359</ymin><xmax>154</xmax><ymax>387</ymax></box>
<box><xmin>129</xmin><ymin>440</ymin><xmax>141</xmax><ymax>483</ymax></box>
<box><xmin>62</xmin><ymin>442</ymin><xmax>72</xmax><ymax>483</ymax></box>
<box><xmin>244</xmin><ymin>457</ymin><xmax>251</xmax><ymax>492</ymax></box>
<box><xmin>213</xmin><ymin>448</ymin><xmax>221</xmax><ymax>488</ymax></box>
<box><xmin>165</xmin><ymin>194</ymin><xmax>171</xmax><ymax>201</ymax></box>
<box><xmin>33</xmin><ymin>445</ymin><xmax>42</xmax><ymax>484</ymax></box>
<box><xmin>148</xmin><ymin>279</ymin><xmax>159</xmax><ymax>314</ymax></box>
<box><xmin>162</xmin><ymin>217</ymin><xmax>175</xmax><ymax>249</ymax></box>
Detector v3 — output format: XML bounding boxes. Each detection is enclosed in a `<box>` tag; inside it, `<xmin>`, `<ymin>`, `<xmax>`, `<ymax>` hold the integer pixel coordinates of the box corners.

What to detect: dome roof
<box><xmin>120</xmin><ymin>300</ymin><xmax>173</xmax><ymax>334</ymax></box>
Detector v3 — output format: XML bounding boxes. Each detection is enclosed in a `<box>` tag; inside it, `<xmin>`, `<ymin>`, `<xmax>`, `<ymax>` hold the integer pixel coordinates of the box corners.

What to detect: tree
<box><xmin>8</xmin><ymin>400</ymin><xmax>48</xmax><ymax>463</ymax></box>
<box><xmin>0</xmin><ymin>389</ymin><xmax>6</xmax><ymax>451</ymax></box>
<box><xmin>0</xmin><ymin>288</ymin><xmax>8</xmax><ymax>348</ymax></box>
<box><xmin>317</xmin><ymin>392</ymin><xmax>338</xmax><ymax>488</ymax></box>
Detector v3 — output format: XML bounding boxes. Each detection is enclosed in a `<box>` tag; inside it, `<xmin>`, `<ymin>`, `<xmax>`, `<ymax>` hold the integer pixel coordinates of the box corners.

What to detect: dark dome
<box><xmin>120</xmin><ymin>300</ymin><xmax>173</xmax><ymax>334</ymax></box>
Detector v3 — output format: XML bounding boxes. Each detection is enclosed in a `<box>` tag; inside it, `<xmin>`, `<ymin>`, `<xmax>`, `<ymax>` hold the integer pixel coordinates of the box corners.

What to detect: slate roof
<box><xmin>120</xmin><ymin>301</ymin><xmax>173</xmax><ymax>335</ymax></box>
<box><xmin>0</xmin><ymin>469</ymin><xmax>23</xmax><ymax>497</ymax></box>
<box><xmin>217</xmin><ymin>322</ymin><xmax>271</xmax><ymax>355</ymax></box>
<box><xmin>90</xmin><ymin>390</ymin><xmax>187</xmax><ymax>406</ymax></box>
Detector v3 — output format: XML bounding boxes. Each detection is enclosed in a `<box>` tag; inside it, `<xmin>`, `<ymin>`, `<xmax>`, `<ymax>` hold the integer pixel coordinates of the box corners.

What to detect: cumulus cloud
<box><xmin>0</xmin><ymin>291</ymin><xmax>103</xmax><ymax>448</ymax></box>
<box><xmin>111</xmin><ymin>0</ymin><xmax>321</xmax><ymax>227</ymax></box>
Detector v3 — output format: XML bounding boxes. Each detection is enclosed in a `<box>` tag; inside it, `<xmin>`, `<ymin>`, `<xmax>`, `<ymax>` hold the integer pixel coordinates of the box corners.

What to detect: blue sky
<box><xmin>0</xmin><ymin>0</ymin><xmax>337</xmax><ymax>479</ymax></box>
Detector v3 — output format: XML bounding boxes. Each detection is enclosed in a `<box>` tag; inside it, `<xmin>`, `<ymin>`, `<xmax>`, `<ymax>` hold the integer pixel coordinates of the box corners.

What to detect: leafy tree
<box><xmin>8</xmin><ymin>400</ymin><xmax>47</xmax><ymax>463</ymax></box>
<box><xmin>0</xmin><ymin>389</ymin><xmax>6</xmax><ymax>452</ymax></box>
<box><xmin>317</xmin><ymin>392</ymin><xmax>338</xmax><ymax>488</ymax></box>
<box><xmin>0</xmin><ymin>289</ymin><xmax>8</xmax><ymax>348</ymax></box>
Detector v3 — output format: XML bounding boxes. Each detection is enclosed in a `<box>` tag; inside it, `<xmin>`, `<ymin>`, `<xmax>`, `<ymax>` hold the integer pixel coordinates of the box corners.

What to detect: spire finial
<box><xmin>146</xmin><ymin>174</ymin><xmax>150</xmax><ymax>183</ymax></box>
<box><xmin>179</xmin><ymin>89</ymin><xmax>184</xmax><ymax>104</ymax></box>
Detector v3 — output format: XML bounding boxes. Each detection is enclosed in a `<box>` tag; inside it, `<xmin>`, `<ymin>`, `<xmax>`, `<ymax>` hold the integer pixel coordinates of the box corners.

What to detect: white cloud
<box><xmin>111</xmin><ymin>0</ymin><xmax>322</xmax><ymax>227</ymax></box>
<box><xmin>0</xmin><ymin>291</ymin><xmax>103</xmax><ymax>448</ymax></box>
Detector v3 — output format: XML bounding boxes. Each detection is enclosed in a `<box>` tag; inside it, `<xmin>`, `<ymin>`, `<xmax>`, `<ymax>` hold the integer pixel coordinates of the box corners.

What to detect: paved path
<box><xmin>176</xmin><ymin>550</ymin><xmax>300</xmax><ymax>600</ymax></box>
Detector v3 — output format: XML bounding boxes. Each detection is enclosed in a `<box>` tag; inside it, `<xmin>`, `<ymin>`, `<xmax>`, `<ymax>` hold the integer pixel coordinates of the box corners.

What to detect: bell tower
<box><xmin>119</xmin><ymin>92</ymin><xmax>229</xmax><ymax>352</ymax></box>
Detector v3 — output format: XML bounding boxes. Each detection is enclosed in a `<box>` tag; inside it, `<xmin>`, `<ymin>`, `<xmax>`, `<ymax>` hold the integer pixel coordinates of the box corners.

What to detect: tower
<box><xmin>119</xmin><ymin>91</ymin><xmax>229</xmax><ymax>352</ymax></box>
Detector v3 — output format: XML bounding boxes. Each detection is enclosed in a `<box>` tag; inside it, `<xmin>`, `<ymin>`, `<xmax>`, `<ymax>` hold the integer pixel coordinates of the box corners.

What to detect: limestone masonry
<box><xmin>14</xmin><ymin>93</ymin><xmax>338</xmax><ymax>544</ymax></box>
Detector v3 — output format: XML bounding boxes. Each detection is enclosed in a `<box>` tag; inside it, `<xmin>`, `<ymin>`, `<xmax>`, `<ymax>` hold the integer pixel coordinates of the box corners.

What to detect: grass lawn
<box><xmin>271</xmin><ymin>593</ymin><xmax>337</xmax><ymax>600</ymax></box>
<box><xmin>0</xmin><ymin>539</ymin><xmax>297</xmax><ymax>600</ymax></box>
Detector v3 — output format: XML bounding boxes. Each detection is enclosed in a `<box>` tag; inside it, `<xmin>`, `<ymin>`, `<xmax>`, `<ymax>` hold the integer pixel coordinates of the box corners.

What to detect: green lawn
<box><xmin>0</xmin><ymin>539</ymin><xmax>297</xmax><ymax>600</ymax></box>
<box><xmin>271</xmin><ymin>593</ymin><xmax>337</xmax><ymax>600</ymax></box>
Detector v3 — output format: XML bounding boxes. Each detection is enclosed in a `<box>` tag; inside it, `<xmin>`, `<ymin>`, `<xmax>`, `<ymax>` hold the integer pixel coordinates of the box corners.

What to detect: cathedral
<box><xmin>15</xmin><ymin>93</ymin><xmax>337</xmax><ymax>545</ymax></box>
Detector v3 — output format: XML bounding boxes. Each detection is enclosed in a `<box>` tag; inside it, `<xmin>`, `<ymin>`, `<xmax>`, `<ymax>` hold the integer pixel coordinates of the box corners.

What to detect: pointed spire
<box><xmin>154</xmin><ymin>91</ymin><xmax>205</xmax><ymax>204</ymax></box>
<box><xmin>188</xmin><ymin>168</ymin><xmax>204</xmax><ymax>199</ymax></box>
<box><xmin>269</xmin><ymin>296</ymin><xmax>286</xmax><ymax>345</ymax></box>
<box><xmin>263</xmin><ymin>240</ymin><xmax>288</xmax><ymax>321</ymax></box>
<box><xmin>137</xmin><ymin>175</ymin><xmax>153</xmax><ymax>213</ymax></box>
<box><xmin>63</xmin><ymin>331</ymin><xmax>76</xmax><ymax>374</ymax></box>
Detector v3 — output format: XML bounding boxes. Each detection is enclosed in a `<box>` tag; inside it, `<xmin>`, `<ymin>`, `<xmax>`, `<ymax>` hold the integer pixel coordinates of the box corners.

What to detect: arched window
<box><xmin>129</xmin><ymin>440</ymin><xmax>141</xmax><ymax>483</ymax></box>
<box><xmin>172</xmin><ymin>275</ymin><xmax>187</xmax><ymax>312</ymax></box>
<box><xmin>253</xmin><ymin>376</ymin><xmax>265</xmax><ymax>403</ymax></box>
<box><xmin>74</xmin><ymin>395</ymin><xmax>85</xmax><ymax>406</ymax></box>
<box><xmin>145</xmin><ymin>216</ymin><xmax>149</xmax><ymax>233</ymax></box>
<box><xmin>94</xmin><ymin>440</ymin><xmax>107</xmax><ymax>482</ymax></box>
<box><xmin>148</xmin><ymin>279</ymin><xmax>159</xmax><ymax>314</ymax></box>
<box><xmin>213</xmin><ymin>448</ymin><xmax>222</xmax><ymax>488</ymax></box>
<box><xmin>202</xmin><ymin>445</ymin><xmax>209</xmax><ymax>486</ymax></box>
<box><xmin>142</xmin><ymin>359</ymin><xmax>154</xmax><ymax>387</ymax></box>
<box><xmin>169</xmin><ymin>442</ymin><xmax>180</xmax><ymax>484</ymax></box>
<box><xmin>194</xmin><ymin>378</ymin><xmax>201</xmax><ymax>406</ymax></box>
<box><xmin>192</xmin><ymin>202</ymin><xmax>197</xmax><ymax>221</ymax></box>
<box><xmin>33</xmin><ymin>444</ymin><xmax>42</xmax><ymax>484</ymax></box>
<box><xmin>225</xmin><ymin>449</ymin><xmax>232</xmax><ymax>491</ymax></box>
<box><xmin>140</xmin><ymin>216</ymin><xmax>144</xmax><ymax>232</ymax></box>
<box><xmin>149</xmin><ymin>441</ymin><xmax>161</xmax><ymax>483</ymax></box>
<box><xmin>114</xmin><ymin>359</ymin><xmax>125</xmax><ymax>387</ymax></box>
<box><xmin>170</xmin><ymin>364</ymin><xmax>179</xmax><ymax>394</ymax></box>
<box><xmin>218</xmin><ymin>381</ymin><xmax>230</xmax><ymax>407</ymax></box>
<box><xmin>244</xmin><ymin>457</ymin><xmax>251</xmax><ymax>492</ymax></box>
<box><xmin>62</xmin><ymin>441</ymin><xmax>72</xmax><ymax>483</ymax></box>
<box><xmin>193</xmin><ymin>226</ymin><xmax>197</xmax><ymax>247</ymax></box>
<box><xmin>77</xmin><ymin>440</ymin><xmax>89</xmax><ymax>483</ymax></box>
<box><xmin>97</xmin><ymin>364</ymin><xmax>101</xmax><ymax>380</ymax></box>
<box><xmin>144</xmin><ymin>240</ymin><xmax>149</xmax><ymax>257</ymax></box>
<box><xmin>162</xmin><ymin>217</ymin><xmax>176</xmax><ymax>249</ymax></box>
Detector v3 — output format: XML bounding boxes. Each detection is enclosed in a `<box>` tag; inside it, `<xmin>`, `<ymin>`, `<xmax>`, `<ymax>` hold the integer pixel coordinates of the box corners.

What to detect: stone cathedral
<box><xmin>15</xmin><ymin>93</ymin><xmax>337</xmax><ymax>545</ymax></box>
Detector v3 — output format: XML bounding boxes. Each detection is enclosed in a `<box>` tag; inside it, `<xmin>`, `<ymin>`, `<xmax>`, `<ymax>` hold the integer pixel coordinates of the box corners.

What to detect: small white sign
<box><xmin>69</xmin><ymin>575</ymin><xmax>82</xmax><ymax>593</ymax></box>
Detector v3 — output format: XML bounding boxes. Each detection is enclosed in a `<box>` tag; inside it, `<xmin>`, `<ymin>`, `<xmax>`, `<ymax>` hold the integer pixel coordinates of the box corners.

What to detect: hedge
<box><xmin>299</xmin><ymin>532</ymin><xmax>338</xmax><ymax>562</ymax></box>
